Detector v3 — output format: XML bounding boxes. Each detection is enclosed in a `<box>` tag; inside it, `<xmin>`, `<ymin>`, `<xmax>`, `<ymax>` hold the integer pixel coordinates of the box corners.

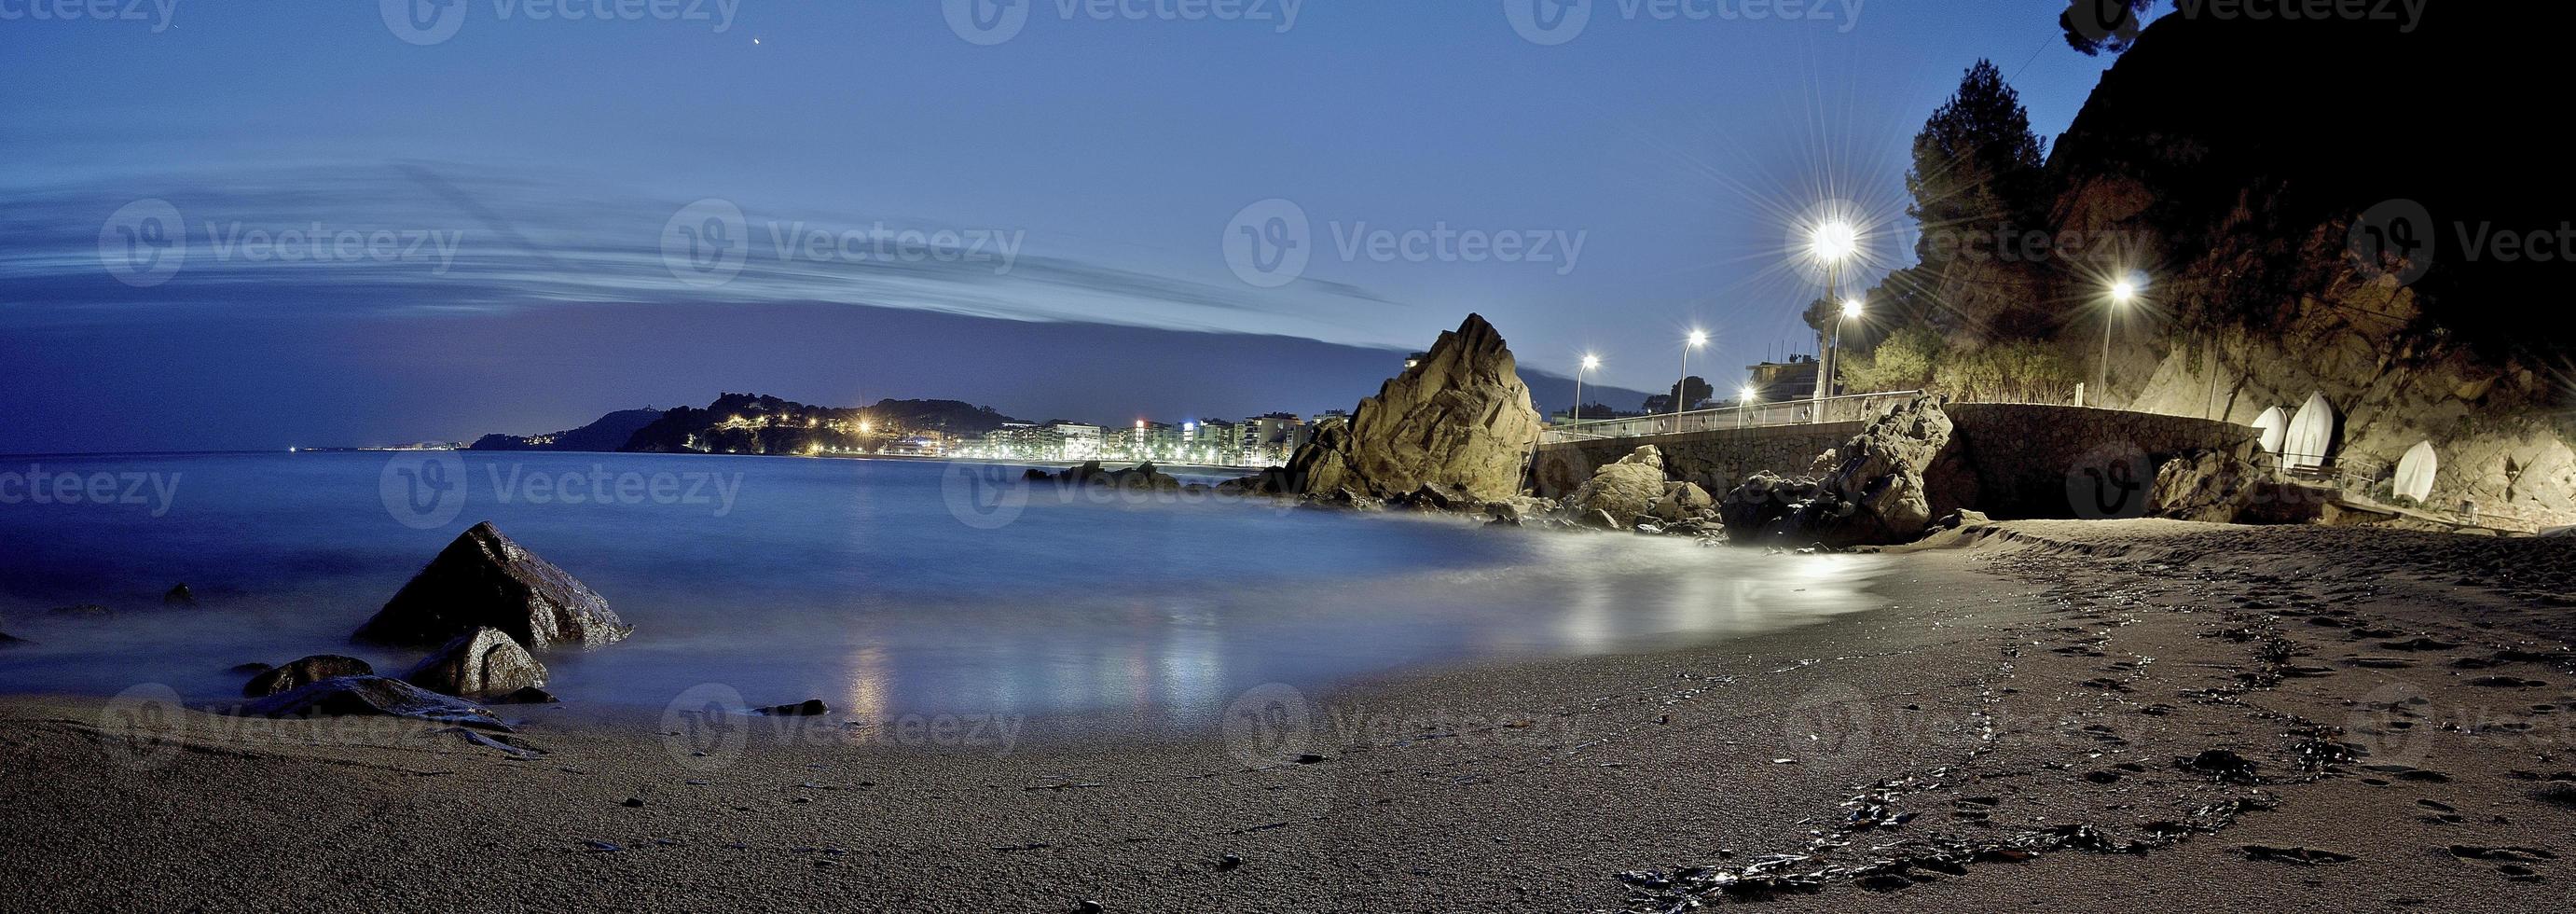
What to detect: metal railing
<box><xmin>1540</xmin><ymin>390</ymin><xmax>1925</xmax><ymax>445</ymax></box>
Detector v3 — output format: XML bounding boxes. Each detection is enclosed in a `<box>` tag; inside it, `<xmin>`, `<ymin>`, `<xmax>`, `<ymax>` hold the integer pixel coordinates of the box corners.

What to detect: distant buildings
<box><xmin>948</xmin><ymin>409</ymin><xmax>1333</xmax><ymax>466</ymax></box>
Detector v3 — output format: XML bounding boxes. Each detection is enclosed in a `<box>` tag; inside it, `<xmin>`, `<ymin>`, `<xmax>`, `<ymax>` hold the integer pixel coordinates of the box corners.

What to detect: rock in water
<box><xmin>244</xmin><ymin>675</ymin><xmax>508</xmax><ymax>730</ymax></box>
<box><xmin>1569</xmin><ymin>446</ymin><xmax>1669</xmax><ymax>524</ymax></box>
<box><xmin>1283</xmin><ymin>314</ymin><xmax>1542</xmax><ymax>502</ymax></box>
<box><xmin>1801</xmin><ymin>396</ymin><xmax>1954</xmax><ymax>547</ymax></box>
<box><xmin>1719</xmin><ymin>471</ymin><xmax>1820</xmax><ymax>539</ymax></box>
<box><xmin>404</xmin><ymin>627</ymin><xmax>548</xmax><ymax>698</ymax></box>
<box><xmin>757</xmin><ymin>699</ymin><xmax>829</xmax><ymax>716</ymax></box>
<box><xmin>163</xmin><ymin>584</ymin><xmax>196</xmax><ymax>606</ymax></box>
<box><xmin>353</xmin><ymin>522</ymin><xmax>632</xmax><ymax>651</ymax></box>
<box><xmin>243</xmin><ymin>655</ymin><xmax>376</xmax><ymax>698</ymax></box>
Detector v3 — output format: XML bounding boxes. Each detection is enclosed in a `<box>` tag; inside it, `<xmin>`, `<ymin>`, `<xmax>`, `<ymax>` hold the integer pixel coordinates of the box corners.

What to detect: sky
<box><xmin>0</xmin><ymin>1</ymin><xmax>2130</xmax><ymax>452</ymax></box>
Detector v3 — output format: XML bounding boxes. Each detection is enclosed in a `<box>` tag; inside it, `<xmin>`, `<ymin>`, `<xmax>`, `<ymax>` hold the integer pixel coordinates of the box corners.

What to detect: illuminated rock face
<box><xmin>1288</xmin><ymin>314</ymin><xmax>1543</xmax><ymax>503</ymax></box>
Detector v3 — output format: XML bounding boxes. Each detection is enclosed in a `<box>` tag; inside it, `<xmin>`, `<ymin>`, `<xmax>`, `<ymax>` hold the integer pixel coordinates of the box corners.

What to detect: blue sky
<box><xmin>0</xmin><ymin>1</ymin><xmax>2128</xmax><ymax>451</ymax></box>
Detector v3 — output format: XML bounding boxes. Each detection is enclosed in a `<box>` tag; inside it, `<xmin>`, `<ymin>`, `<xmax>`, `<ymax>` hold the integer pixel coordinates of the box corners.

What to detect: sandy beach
<box><xmin>6</xmin><ymin>519</ymin><xmax>2570</xmax><ymax>912</ymax></box>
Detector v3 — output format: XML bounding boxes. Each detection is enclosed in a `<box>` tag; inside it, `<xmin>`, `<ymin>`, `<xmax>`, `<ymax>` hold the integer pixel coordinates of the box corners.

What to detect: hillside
<box><xmin>1866</xmin><ymin>7</ymin><xmax>2575</xmax><ymax>526</ymax></box>
<box><xmin>467</xmin><ymin>409</ymin><xmax>665</xmax><ymax>452</ymax></box>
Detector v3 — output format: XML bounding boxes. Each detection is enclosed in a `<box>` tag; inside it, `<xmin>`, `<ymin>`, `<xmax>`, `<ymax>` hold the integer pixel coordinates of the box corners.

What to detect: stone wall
<box><xmin>1532</xmin><ymin>422</ymin><xmax>1859</xmax><ymax>500</ymax></box>
<box><xmin>1938</xmin><ymin>404</ymin><xmax>2258</xmax><ymax>519</ymax></box>
<box><xmin>1532</xmin><ymin>403</ymin><xmax>2258</xmax><ymax>520</ymax></box>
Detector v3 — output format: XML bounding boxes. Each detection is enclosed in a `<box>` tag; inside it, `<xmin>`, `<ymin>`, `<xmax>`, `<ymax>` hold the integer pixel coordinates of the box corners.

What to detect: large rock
<box><xmin>1283</xmin><ymin>314</ymin><xmax>1543</xmax><ymax>502</ymax></box>
<box><xmin>1648</xmin><ymin>481</ymin><xmax>1715</xmax><ymax>522</ymax></box>
<box><xmin>404</xmin><ymin>627</ymin><xmax>547</xmax><ymax>698</ymax></box>
<box><xmin>1802</xmin><ymin>396</ymin><xmax>1955</xmax><ymax>547</ymax></box>
<box><xmin>2150</xmin><ymin>449</ymin><xmax>2263</xmax><ymax>523</ymax></box>
<box><xmin>243</xmin><ymin>655</ymin><xmax>375</xmax><ymax>698</ymax></box>
<box><xmin>244</xmin><ymin>675</ymin><xmax>508</xmax><ymax>730</ymax></box>
<box><xmin>1719</xmin><ymin>471</ymin><xmax>1819</xmax><ymax>537</ymax></box>
<box><xmin>353</xmin><ymin>522</ymin><xmax>632</xmax><ymax>651</ymax></box>
<box><xmin>1568</xmin><ymin>446</ymin><xmax>1669</xmax><ymax>524</ymax></box>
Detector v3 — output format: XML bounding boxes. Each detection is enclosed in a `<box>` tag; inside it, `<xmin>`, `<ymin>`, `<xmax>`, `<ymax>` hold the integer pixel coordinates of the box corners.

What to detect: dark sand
<box><xmin>5</xmin><ymin>519</ymin><xmax>2571</xmax><ymax>912</ymax></box>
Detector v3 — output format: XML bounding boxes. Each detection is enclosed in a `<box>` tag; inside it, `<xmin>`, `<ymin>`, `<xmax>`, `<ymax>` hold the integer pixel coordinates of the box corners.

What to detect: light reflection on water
<box><xmin>0</xmin><ymin>452</ymin><xmax>1887</xmax><ymax>725</ymax></box>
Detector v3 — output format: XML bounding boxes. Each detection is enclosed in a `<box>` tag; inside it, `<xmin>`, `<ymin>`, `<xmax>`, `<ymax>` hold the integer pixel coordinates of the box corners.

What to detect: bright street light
<box><xmin>2097</xmin><ymin>275</ymin><xmax>2144</xmax><ymax>405</ymax></box>
<box><xmin>1840</xmin><ymin>298</ymin><xmax>1864</xmax><ymax>319</ymax></box>
<box><xmin>1573</xmin><ymin>353</ymin><xmax>1600</xmax><ymax>424</ymax></box>
<box><xmin>1809</xmin><ymin>219</ymin><xmax>1861</xmax><ymax>409</ymax></box>
<box><xmin>1675</xmin><ymin>330</ymin><xmax>1708</xmax><ymax>418</ymax></box>
<box><xmin>1811</xmin><ymin>220</ymin><xmax>1857</xmax><ymax>263</ymax></box>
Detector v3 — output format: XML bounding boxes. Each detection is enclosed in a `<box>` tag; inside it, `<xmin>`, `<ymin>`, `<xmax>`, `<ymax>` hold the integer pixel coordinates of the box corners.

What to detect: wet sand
<box><xmin>4</xmin><ymin>519</ymin><xmax>2570</xmax><ymax>912</ymax></box>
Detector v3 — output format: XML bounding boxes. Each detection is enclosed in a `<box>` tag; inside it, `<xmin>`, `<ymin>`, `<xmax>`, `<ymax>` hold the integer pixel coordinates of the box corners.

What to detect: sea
<box><xmin>0</xmin><ymin>451</ymin><xmax>1885</xmax><ymax>725</ymax></box>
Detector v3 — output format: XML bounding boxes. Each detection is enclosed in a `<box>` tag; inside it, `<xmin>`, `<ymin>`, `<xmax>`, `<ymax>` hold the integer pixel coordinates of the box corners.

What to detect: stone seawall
<box><xmin>1532</xmin><ymin>422</ymin><xmax>1860</xmax><ymax>500</ymax></box>
<box><xmin>1938</xmin><ymin>404</ymin><xmax>2259</xmax><ymax>519</ymax></box>
<box><xmin>1533</xmin><ymin>403</ymin><xmax>2257</xmax><ymax>519</ymax></box>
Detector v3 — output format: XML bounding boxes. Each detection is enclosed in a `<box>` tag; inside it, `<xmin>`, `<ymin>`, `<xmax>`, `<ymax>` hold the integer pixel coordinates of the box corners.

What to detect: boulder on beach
<box><xmin>352</xmin><ymin>521</ymin><xmax>632</xmax><ymax>652</ymax></box>
<box><xmin>1801</xmin><ymin>396</ymin><xmax>1955</xmax><ymax>547</ymax></box>
<box><xmin>244</xmin><ymin>675</ymin><xmax>508</xmax><ymax>730</ymax></box>
<box><xmin>1648</xmin><ymin>481</ymin><xmax>1715</xmax><ymax>523</ymax></box>
<box><xmin>1282</xmin><ymin>314</ymin><xmax>1544</xmax><ymax>503</ymax></box>
<box><xmin>243</xmin><ymin>655</ymin><xmax>375</xmax><ymax>698</ymax></box>
<box><xmin>2151</xmin><ymin>449</ymin><xmax>2264</xmax><ymax>523</ymax></box>
<box><xmin>1719</xmin><ymin>471</ymin><xmax>1821</xmax><ymax>539</ymax></box>
<box><xmin>404</xmin><ymin>627</ymin><xmax>548</xmax><ymax>698</ymax></box>
<box><xmin>1569</xmin><ymin>446</ymin><xmax>1669</xmax><ymax>524</ymax></box>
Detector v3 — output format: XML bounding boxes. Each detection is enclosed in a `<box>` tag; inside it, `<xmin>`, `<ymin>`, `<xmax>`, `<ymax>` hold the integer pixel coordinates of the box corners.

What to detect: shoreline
<box><xmin>8</xmin><ymin>519</ymin><xmax>2571</xmax><ymax>911</ymax></box>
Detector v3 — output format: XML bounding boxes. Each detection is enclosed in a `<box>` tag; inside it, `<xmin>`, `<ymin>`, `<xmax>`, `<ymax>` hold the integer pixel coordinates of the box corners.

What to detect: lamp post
<box><xmin>1676</xmin><ymin>330</ymin><xmax>1708</xmax><ymax>428</ymax></box>
<box><xmin>1810</xmin><ymin>220</ymin><xmax>1857</xmax><ymax>409</ymax></box>
<box><xmin>1827</xmin><ymin>298</ymin><xmax>1862</xmax><ymax>403</ymax></box>
<box><xmin>2101</xmin><ymin>278</ymin><xmax>2138</xmax><ymax>406</ymax></box>
<box><xmin>1574</xmin><ymin>353</ymin><xmax>1599</xmax><ymax>424</ymax></box>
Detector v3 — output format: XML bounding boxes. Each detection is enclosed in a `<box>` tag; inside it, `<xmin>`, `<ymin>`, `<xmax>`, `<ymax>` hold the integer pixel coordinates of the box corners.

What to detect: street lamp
<box><xmin>1574</xmin><ymin>353</ymin><xmax>1599</xmax><ymax>424</ymax></box>
<box><xmin>1677</xmin><ymin>330</ymin><xmax>1708</xmax><ymax>419</ymax></box>
<box><xmin>1738</xmin><ymin>383</ymin><xmax>1759</xmax><ymax>428</ymax></box>
<box><xmin>1825</xmin><ymin>297</ymin><xmax>1863</xmax><ymax>401</ymax></box>
<box><xmin>1810</xmin><ymin>220</ymin><xmax>1859</xmax><ymax>408</ymax></box>
<box><xmin>2099</xmin><ymin>278</ymin><xmax>2140</xmax><ymax>406</ymax></box>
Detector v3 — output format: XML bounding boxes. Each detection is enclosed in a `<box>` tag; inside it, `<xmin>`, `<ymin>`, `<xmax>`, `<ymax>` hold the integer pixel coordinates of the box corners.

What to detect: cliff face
<box><xmin>1940</xmin><ymin>10</ymin><xmax>2576</xmax><ymax>526</ymax></box>
<box><xmin>1288</xmin><ymin>313</ymin><xmax>1543</xmax><ymax>502</ymax></box>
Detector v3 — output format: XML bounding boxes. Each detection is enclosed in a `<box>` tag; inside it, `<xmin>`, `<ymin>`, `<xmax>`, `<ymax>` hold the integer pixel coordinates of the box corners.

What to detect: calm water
<box><xmin>0</xmin><ymin>452</ymin><xmax>1884</xmax><ymax>723</ymax></box>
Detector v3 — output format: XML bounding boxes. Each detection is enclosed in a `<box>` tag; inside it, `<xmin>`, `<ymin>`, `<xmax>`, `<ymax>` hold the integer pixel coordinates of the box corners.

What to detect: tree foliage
<box><xmin>1906</xmin><ymin>60</ymin><xmax>2048</xmax><ymax>268</ymax></box>
<box><xmin>1839</xmin><ymin>325</ymin><xmax>1947</xmax><ymax>393</ymax></box>
<box><xmin>1929</xmin><ymin>341</ymin><xmax>2083</xmax><ymax>405</ymax></box>
<box><xmin>2059</xmin><ymin>0</ymin><xmax>2153</xmax><ymax>55</ymax></box>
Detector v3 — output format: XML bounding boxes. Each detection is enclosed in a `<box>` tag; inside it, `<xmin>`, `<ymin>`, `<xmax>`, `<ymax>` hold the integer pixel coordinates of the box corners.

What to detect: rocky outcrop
<box><xmin>404</xmin><ymin>627</ymin><xmax>548</xmax><ymax>698</ymax></box>
<box><xmin>1719</xmin><ymin>472</ymin><xmax>1820</xmax><ymax>540</ymax></box>
<box><xmin>1031</xmin><ymin>461</ymin><xmax>1180</xmax><ymax>491</ymax></box>
<box><xmin>1800</xmin><ymin>397</ymin><xmax>1956</xmax><ymax>547</ymax></box>
<box><xmin>244</xmin><ymin>676</ymin><xmax>508</xmax><ymax>730</ymax></box>
<box><xmin>243</xmin><ymin>655</ymin><xmax>375</xmax><ymax>698</ymax></box>
<box><xmin>2149</xmin><ymin>449</ymin><xmax>2266</xmax><ymax>523</ymax></box>
<box><xmin>1647</xmin><ymin>482</ymin><xmax>1714</xmax><ymax>523</ymax></box>
<box><xmin>163</xmin><ymin>584</ymin><xmax>195</xmax><ymax>606</ymax></box>
<box><xmin>1284</xmin><ymin>314</ymin><xmax>1543</xmax><ymax>503</ymax></box>
<box><xmin>1567</xmin><ymin>446</ymin><xmax>1669</xmax><ymax>527</ymax></box>
<box><xmin>0</xmin><ymin>616</ymin><xmax>22</xmax><ymax>646</ymax></box>
<box><xmin>353</xmin><ymin>522</ymin><xmax>632</xmax><ymax>651</ymax></box>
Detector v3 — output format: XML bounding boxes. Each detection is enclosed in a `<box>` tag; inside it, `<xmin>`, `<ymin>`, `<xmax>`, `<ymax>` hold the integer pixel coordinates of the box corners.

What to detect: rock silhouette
<box><xmin>353</xmin><ymin>522</ymin><xmax>632</xmax><ymax>651</ymax></box>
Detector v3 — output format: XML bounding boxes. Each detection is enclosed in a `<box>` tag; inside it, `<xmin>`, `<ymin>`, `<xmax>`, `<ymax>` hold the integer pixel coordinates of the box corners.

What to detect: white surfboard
<box><xmin>2283</xmin><ymin>392</ymin><xmax>2335</xmax><ymax>470</ymax></box>
<box><xmin>2393</xmin><ymin>439</ymin><xmax>2437</xmax><ymax>503</ymax></box>
<box><xmin>2252</xmin><ymin>406</ymin><xmax>2290</xmax><ymax>453</ymax></box>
